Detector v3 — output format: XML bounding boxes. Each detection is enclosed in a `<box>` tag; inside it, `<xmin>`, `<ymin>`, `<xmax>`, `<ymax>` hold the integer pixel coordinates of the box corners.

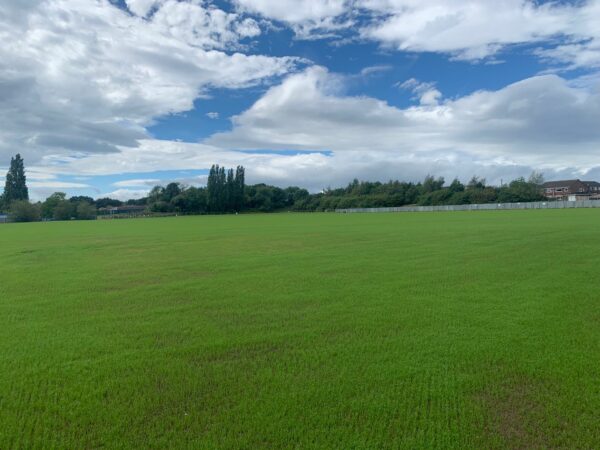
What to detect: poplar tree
<box><xmin>226</xmin><ymin>168</ymin><xmax>235</xmax><ymax>212</ymax></box>
<box><xmin>217</xmin><ymin>166</ymin><xmax>226</xmax><ymax>212</ymax></box>
<box><xmin>2</xmin><ymin>154</ymin><xmax>29</xmax><ymax>207</ymax></box>
<box><xmin>234</xmin><ymin>165</ymin><xmax>245</xmax><ymax>211</ymax></box>
<box><xmin>207</xmin><ymin>164</ymin><xmax>245</xmax><ymax>213</ymax></box>
<box><xmin>207</xmin><ymin>164</ymin><xmax>218</xmax><ymax>212</ymax></box>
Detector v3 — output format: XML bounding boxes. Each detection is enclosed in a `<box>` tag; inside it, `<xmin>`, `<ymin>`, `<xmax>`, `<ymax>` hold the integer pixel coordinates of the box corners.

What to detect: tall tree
<box><xmin>217</xmin><ymin>166</ymin><xmax>226</xmax><ymax>212</ymax></box>
<box><xmin>163</xmin><ymin>182</ymin><xmax>182</xmax><ymax>202</ymax></box>
<box><xmin>528</xmin><ymin>171</ymin><xmax>545</xmax><ymax>186</ymax></box>
<box><xmin>207</xmin><ymin>164</ymin><xmax>245</xmax><ymax>213</ymax></box>
<box><xmin>41</xmin><ymin>192</ymin><xmax>67</xmax><ymax>219</ymax></box>
<box><xmin>234</xmin><ymin>165</ymin><xmax>245</xmax><ymax>211</ymax></box>
<box><xmin>3</xmin><ymin>154</ymin><xmax>29</xmax><ymax>205</ymax></box>
<box><xmin>422</xmin><ymin>175</ymin><xmax>445</xmax><ymax>193</ymax></box>
<box><xmin>226</xmin><ymin>168</ymin><xmax>235</xmax><ymax>212</ymax></box>
<box><xmin>207</xmin><ymin>164</ymin><xmax>219</xmax><ymax>212</ymax></box>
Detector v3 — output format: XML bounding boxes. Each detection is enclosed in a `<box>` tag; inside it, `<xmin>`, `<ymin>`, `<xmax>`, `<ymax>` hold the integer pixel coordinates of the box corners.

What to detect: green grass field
<box><xmin>1</xmin><ymin>211</ymin><xmax>599</xmax><ymax>449</ymax></box>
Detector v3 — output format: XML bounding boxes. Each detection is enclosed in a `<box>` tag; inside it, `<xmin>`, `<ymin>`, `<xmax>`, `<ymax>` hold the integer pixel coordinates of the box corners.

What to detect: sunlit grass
<box><xmin>1</xmin><ymin>211</ymin><xmax>599</xmax><ymax>448</ymax></box>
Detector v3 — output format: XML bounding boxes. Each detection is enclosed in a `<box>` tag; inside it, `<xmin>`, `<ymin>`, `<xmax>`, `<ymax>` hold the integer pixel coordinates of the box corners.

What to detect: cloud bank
<box><xmin>209</xmin><ymin>67</ymin><xmax>600</xmax><ymax>168</ymax></box>
<box><xmin>0</xmin><ymin>0</ymin><xmax>298</xmax><ymax>164</ymax></box>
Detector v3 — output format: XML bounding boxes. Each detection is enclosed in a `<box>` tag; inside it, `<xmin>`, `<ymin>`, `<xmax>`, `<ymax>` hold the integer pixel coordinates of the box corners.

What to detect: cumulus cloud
<box><xmin>233</xmin><ymin>0</ymin><xmax>352</xmax><ymax>38</ymax></box>
<box><xmin>206</xmin><ymin>112</ymin><xmax>220</xmax><ymax>119</ymax></box>
<box><xmin>208</xmin><ymin>67</ymin><xmax>600</xmax><ymax>170</ymax></box>
<box><xmin>124</xmin><ymin>0</ymin><xmax>164</xmax><ymax>17</ymax></box>
<box><xmin>537</xmin><ymin>39</ymin><xmax>600</xmax><ymax>69</ymax></box>
<box><xmin>0</xmin><ymin>0</ymin><xmax>299</xmax><ymax>165</ymax></box>
<box><xmin>100</xmin><ymin>189</ymin><xmax>152</xmax><ymax>201</ymax></box>
<box><xmin>230</xmin><ymin>0</ymin><xmax>600</xmax><ymax>65</ymax></box>
<box><xmin>397</xmin><ymin>78</ymin><xmax>442</xmax><ymax>106</ymax></box>
<box><xmin>235</xmin><ymin>0</ymin><xmax>347</xmax><ymax>23</ymax></box>
<box><xmin>30</xmin><ymin>140</ymin><xmax>288</xmax><ymax>177</ymax></box>
<box><xmin>21</xmin><ymin>65</ymin><xmax>600</xmax><ymax>194</ymax></box>
<box><xmin>358</xmin><ymin>0</ymin><xmax>600</xmax><ymax>63</ymax></box>
<box><xmin>359</xmin><ymin>0</ymin><xmax>569</xmax><ymax>59</ymax></box>
<box><xmin>149</xmin><ymin>1</ymin><xmax>262</xmax><ymax>50</ymax></box>
<box><xmin>24</xmin><ymin>179</ymin><xmax>92</xmax><ymax>201</ymax></box>
<box><xmin>125</xmin><ymin>0</ymin><xmax>164</xmax><ymax>17</ymax></box>
<box><xmin>27</xmin><ymin>138</ymin><xmax>600</xmax><ymax>196</ymax></box>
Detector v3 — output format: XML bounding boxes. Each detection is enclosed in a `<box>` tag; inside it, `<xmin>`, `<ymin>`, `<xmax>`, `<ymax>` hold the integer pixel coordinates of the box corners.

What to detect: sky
<box><xmin>1</xmin><ymin>0</ymin><xmax>600</xmax><ymax>201</ymax></box>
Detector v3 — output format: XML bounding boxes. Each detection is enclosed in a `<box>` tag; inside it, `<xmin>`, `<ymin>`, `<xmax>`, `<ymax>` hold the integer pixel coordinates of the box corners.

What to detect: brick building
<box><xmin>542</xmin><ymin>180</ymin><xmax>600</xmax><ymax>200</ymax></box>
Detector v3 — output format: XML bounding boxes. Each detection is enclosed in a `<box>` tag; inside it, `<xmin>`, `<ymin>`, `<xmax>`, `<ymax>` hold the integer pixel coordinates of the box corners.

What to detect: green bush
<box><xmin>9</xmin><ymin>200</ymin><xmax>41</xmax><ymax>222</ymax></box>
<box><xmin>76</xmin><ymin>202</ymin><xmax>97</xmax><ymax>220</ymax></box>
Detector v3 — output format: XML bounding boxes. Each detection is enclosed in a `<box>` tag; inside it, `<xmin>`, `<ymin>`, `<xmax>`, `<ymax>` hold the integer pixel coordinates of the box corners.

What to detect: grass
<box><xmin>0</xmin><ymin>211</ymin><xmax>599</xmax><ymax>449</ymax></box>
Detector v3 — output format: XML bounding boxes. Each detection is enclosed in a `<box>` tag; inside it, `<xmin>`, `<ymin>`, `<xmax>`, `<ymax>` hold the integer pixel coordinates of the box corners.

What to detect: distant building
<box><xmin>542</xmin><ymin>180</ymin><xmax>600</xmax><ymax>201</ymax></box>
<box><xmin>98</xmin><ymin>205</ymin><xmax>147</xmax><ymax>218</ymax></box>
<box><xmin>0</xmin><ymin>214</ymin><xmax>8</xmax><ymax>223</ymax></box>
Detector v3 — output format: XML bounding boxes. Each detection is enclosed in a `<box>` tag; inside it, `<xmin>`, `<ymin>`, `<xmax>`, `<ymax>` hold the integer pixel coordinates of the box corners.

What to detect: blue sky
<box><xmin>1</xmin><ymin>0</ymin><xmax>600</xmax><ymax>200</ymax></box>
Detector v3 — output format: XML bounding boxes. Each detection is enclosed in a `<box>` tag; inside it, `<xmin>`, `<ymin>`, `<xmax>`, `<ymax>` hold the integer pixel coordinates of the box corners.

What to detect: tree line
<box><xmin>1</xmin><ymin>154</ymin><xmax>549</xmax><ymax>222</ymax></box>
<box><xmin>111</xmin><ymin>172</ymin><xmax>547</xmax><ymax>214</ymax></box>
<box><xmin>0</xmin><ymin>154</ymin><xmax>99</xmax><ymax>222</ymax></box>
<box><xmin>304</xmin><ymin>173</ymin><xmax>546</xmax><ymax>211</ymax></box>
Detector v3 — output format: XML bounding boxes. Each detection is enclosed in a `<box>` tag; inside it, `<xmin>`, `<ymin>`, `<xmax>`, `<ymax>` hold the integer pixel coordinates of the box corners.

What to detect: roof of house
<box><xmin>542</xmin><ymin>179</ymin><xmax>588</xmax><ymax>189</ymax></box>
<box><xmin>583</xmin><ymin>181</ymin><xmax>600</xmax><ymax>187</ymax></box>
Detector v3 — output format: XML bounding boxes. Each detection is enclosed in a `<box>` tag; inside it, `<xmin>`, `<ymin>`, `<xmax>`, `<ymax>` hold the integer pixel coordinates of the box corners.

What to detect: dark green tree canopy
<box><xmin>3</xmin><ymin>154</ymin><xmax>29</xmax><ymax>205</ymax></box>
<box><xmin>41</xmin><ymin>192</ymin><xmax>97</xmax><ymax>221</ymax></box>
<box><xmin>8</xmin><ymin>200</ymin><xmax>40</xmax><ymax>222</ymax></box>
<box><xmin>207</xmin><ymin>165</ymin><xmax>246</xmax><ymax>213</ymax></box>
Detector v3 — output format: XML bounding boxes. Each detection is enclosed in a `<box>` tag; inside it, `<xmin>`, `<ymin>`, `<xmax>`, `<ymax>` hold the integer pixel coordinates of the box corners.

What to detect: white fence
<box><xmin>336</xmin><ymin>200</ymin><xmax>600</xmax><ymax>214</ymax></box>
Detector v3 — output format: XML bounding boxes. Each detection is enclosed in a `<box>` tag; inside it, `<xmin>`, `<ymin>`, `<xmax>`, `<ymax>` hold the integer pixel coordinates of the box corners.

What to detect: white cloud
<box><xmin>359</xmin><ymin>0</ymin><xmax>600</xmax><ymax>67</ymax></box>
<box><xmin>28</xmin><ymin>181</ymin><xmax>90</xmax><ymax>189</ymax></box>
<box><xmin>360</xmin><ymin>1</ymin><xmax>550</xmax><ymax>55</ymax></box>
<box><xmin>231</xmin><ymin>0</ymin><xmax>600</xmax><ymax>65</ymax></box>
<box><xmin>208</xmin><ymin>67</ymin><xmax>600</xmax><ymax>170</ymax></box>
<box><xmin>24</xmin><ymin>177</ymin><xmax>92</xmax><ymax>201</ymax></box>
<box><xmin>100</xmin><ymin>188</ymin><xmax>151</xmax><ymax>201</ymax></box>
<box><xmin>9</xmin><ymin>57</ymin><xmax>600</xmax><ymax>196</ymax></box>
<box><xmin>112</xmin><ymin>179</ymin><xmax>161</xmax><ymax>188</ymax></box>
<box><xmin>397</xmin><ymin>78</ymin><xmax>442</xmax><ymax>105</ymax></box>
<box><xmin>235</xmin><ymin>0</ymin><xmax>347</xmax><ymax>23</ymax></box>
<box><xmin>206</xmin><ymin>112</ymin><xmax>220</xmax><ymax>119</ymax></box>
<box><xmin>28</xmin><ymin>138</ymin><xmax>600</xmax><ymax>196</ymax></box>
<box><xmin>30</xmin><ymin>140</ymin><xmax>279</xmax><ymax>177</ymax></box>
<box><xmin>149</xmin><ymin>1</ymin><xmax>262</xmax><ymax>50</ymax></box>
<box><xmin>233</xmin><ymin>0</ymin><xmax>351</xmax><ymax>38</ymax></box>
<box><xmin>358</xmin><ymin>0</ymin><xmax>592</xmax><ymax>60</ymax></box>
<box><xmin>124</xmin><ymin>0</ymin><xmax>164</xmax><ymax>17</ymax></box>
<box><xmin>418</xmin><ymin>89</ymin><xmax>442</xmax><ymax>106</ymax></box>
<box><xmin>0</xmin><ymin>0</ymin><xmax>299</xmax><ymax>165</ymax></box>
<box><xmin>25</xmin><ymin>171</ymin><xmax>60</xmax><ymax>181</ymax></box>
<box><xmin>360</xmin><ymin>65</ymin><xmax>393</xmax><ymax>77</ymax></box>
<box><xmin>537</xmin><ymin>39</ymin><xmax>600</xmax><ymax>69</ymax></box>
